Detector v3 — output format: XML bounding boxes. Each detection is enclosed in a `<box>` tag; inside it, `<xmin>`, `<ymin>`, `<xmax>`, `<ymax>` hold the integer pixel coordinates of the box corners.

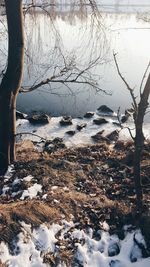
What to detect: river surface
<box><xmin>0</xmin><ymin>1</ymin><xmax>150</xmax><ymax>120</ymax></box>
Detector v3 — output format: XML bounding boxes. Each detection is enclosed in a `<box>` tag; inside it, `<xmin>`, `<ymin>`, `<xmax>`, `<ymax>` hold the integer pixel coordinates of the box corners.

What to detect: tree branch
<box><xmin>113</xmin><ymin>52</ymin><xmax>138</xmax><ymax>113</ymax></box>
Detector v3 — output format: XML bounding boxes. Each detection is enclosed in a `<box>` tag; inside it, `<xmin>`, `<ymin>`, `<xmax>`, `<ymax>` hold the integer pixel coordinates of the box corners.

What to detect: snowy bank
<box><xmin>0</xmin><ymin>221</ymin><xmax>150</xmax><ymax>267</ymax></box>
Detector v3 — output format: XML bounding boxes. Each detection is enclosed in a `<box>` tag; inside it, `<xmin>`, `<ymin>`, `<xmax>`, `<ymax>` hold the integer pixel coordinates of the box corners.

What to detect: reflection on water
<box><xmin>0</xmin><ymin>1</ymin><xmax>150</xmax><ymax>120</ymax></box>
<box><xmin>23</xmin><ymin>0</ymin><xmax>150</xmax><ymax>14</ymax></box>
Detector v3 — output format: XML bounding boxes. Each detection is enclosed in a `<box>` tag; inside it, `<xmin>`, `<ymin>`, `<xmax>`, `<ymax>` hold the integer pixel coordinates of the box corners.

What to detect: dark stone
<box><xmin>16</xmin><ymin>110</ymin><xmax>27</xmax><ymax>120</ymax></box>
<box><xmin>93</xmin><ymin>118</ymin><xmax>108</xmax><ymax>125</ymax></box>
<box><xmin>108</xmin><ymin>243</ymin><xmax>120</xmax><ymax>257</ymax></box>
<box><xmin>121</xmin><ymin>108</ymin><xmax>134</xmax><ymax>123</ymax></box>
<box><xmin>60</xmin><ymin>116</ymin><xmax>72</xmax><ymax>126</ymax></box>
<box><xmin>106</xmin><ymin>130</ymin><xmax>119</xmax><ymax>142</ymax></box>
<box><xmin>66</xmin><ymin>130</ymin><xmax>76</xmax><ymax>136</ymax></box>
<box><xmin>52</xmin><ymin>137</ymin><xmax>64</xmax><ymax>144</ymax></box>
<box><xmin>84</xmin><ymin>112</ymin><xmax>94</xmax><ymax>118</ymax></box>
<box><xmin>44</xmin><ymin>137</ymin><xmax>66</xmax><ymax>154</ymax></box>
<box><xmin>77</xmin><ymin>123</ymin><xmax>87</xmax><ymax>131</ymax></box>
<box><xmin>109</xmin><ymin>260</ymin><xmax>122</xmax><ymax>267</ymax></box>
<box><xmin>27</xmin><ymin>113</ymin><xmax>50</xmax><ymax>125</ymax></box>
<box><xmin>121</xmin><ymin>114</ymin><xmax>130</xmax><ymax>123</ymax></box>
<box><xmin>91</xmin><ymin>130</ymin><xmax>106</xmax><ymax>142</ymax></box>
<box><xmin>97</xmin><ymin>105</ymin><xmax>113</xmax><ymax>114</ymax></box>
<box><xmin>44</xmin><ymin>143</ymin><xmax>55</xmax><ymax>154</ymax></box>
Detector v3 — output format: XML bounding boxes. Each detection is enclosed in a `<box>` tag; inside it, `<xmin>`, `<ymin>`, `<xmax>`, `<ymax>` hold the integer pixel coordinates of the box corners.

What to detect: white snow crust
<box><xmin>0</xmin><ymin>221</ymin><xmax>150</xmax><ymax>267</ymax></box>
<box><xmin>20</xmin><ymin>183</ymin><xmax>42</xmax><ymax>200</ymax></box>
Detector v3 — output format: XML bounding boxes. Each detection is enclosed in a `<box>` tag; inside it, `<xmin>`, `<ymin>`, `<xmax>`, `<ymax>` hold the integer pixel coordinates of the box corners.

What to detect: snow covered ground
<box><xmin>0</xmin><ymin>162</ymin><xmax>150</xmax><ymax>266</ymax></box>
<box><xmin>0</xmin><ymin>220</ymin><xmax>150</xmax><ymax>267</ymax></box>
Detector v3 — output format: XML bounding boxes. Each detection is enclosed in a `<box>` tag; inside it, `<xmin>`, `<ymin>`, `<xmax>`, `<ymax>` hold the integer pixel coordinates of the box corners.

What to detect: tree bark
<box><xmin>134</xmin><ymin>73</ymin><xmax>150</xmax><ymax>210</ymax></box>
<box><xmin>0</xmin><ymin>0</ymin><xmax>24</xmax><ymax>175</ymax></box>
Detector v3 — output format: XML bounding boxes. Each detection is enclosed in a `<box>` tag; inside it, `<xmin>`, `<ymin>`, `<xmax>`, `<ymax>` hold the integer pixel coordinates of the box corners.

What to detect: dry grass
<box><xmin>0</xmin><ymin>200</ymin><xmax>60</xmax><ymax>244</ymax></box>
<box><xmin>0</xmin><ymin>139</ymin><xmax>149</xmax><ymax>250</ymax></box>
<box><xmin>16</xmin><ymin>140</ymin><xmax>41</xmax><ymax>161</ymax></box>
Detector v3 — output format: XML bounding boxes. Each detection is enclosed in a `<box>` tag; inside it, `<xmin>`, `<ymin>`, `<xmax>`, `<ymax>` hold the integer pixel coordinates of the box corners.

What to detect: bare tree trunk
<box><xmin>0</xmin><ymin>0</ymin><xmax>24</xmax><ymax>175</ymax></box>
<box><xmin>134</xmin><ymin>127</ymin><xmax>144</xmax><ymax>209</ymax></box>
<box><xmin>134</xmin><ymin>74</ymin><xmax>150</xmax><ymax>210</ymax></box>
<box><xmin>10</xmin><ymin>96</ymin><xmax>17</xmax><ymax>162</ymax></box>
<box><xmin>114</xmin><ymin>52</ymin><xmax>150</xmax><ymax>211</ymax></box>
<box><xmin>0</xmin><ymin>92</ymin><xmax>11</xmax><ymax>173</ymax></box>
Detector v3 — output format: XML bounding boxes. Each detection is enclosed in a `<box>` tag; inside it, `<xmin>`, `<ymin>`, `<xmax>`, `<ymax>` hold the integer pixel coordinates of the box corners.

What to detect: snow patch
<box><xmin>1</xmin><ymin>222</ymin><xmax>149</xmax><ymax>267</ymax></box>
<box><xmin>23</xmin><ymin>175</ymin><xmax>34</xmax><ymax>182</ymax></box>
<box><xmin>20</xmin><ymin>183</ymin><xmax>42</xmax><ymax>200</ymax></box>
<box><xmin>3</xmin><ymin>165</ymin><xmax>14</xmax><ymax>181</ymax></box>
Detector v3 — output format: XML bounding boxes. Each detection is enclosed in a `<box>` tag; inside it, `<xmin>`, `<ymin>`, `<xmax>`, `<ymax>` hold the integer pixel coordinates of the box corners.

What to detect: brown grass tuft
<box><xmin>0</xmin><ymin>200</ymin><xmax>60</xmax><ymax>244</ymax></box>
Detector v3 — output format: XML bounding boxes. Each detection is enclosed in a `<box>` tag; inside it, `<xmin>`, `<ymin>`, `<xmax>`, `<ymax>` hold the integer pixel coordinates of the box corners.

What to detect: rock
<box><xmin>60</xmin><ymin>116</ymin><xmax>72</xmax><ymax>126</ymax></box>
<box><xmin>84</xmin><ymin>111</ymin><xmax>94</xmax><ymax>118</ymax></box>
<box><xmin>121</xmin><ymin>114</ymin><xmax>130</xmax><ymax>123</ymax></box>
<box><xmin>52</xmin><ymin>137</ymin><xmax>64</xmax><ymax>144</ymax></box>
<box><xmin>93</xmin><ymin>118</ymin><xmax>108</xmax><ymax>125</ymax></box>
<box><xmin>27</xmin><ymin>113</ymin><xmax>50</xmax><ymax>125</ymax></box>
<box><xmin>44</xmin><ymin>143</ymin><xmax>55</xmax><ymax>154</ymax></box>
<box><xmin>44</xmin><ymin>137</ymin><xmax>66</xmax><ymax>153</ymax></box>
<box><xmin>77</xmin><ymin>123</ymin><xmax>87</xmax><ymax>131</ymax></box>
<box><xmin>121</xmin><ymin>109</ymin><xmax>134</xmax><ymax>123</ymax></box>
<box><xmin>16</xmin><ymin>110</ymin><xmax>27</xmax><ymax>120</ymax></box>
<box><xmin>66</xmin><ymin>130</ymin><xmax>76</xmax><ymax>136</ymax></box>
<box><xmin>106</xmin><ymin>130</ymin><xmax>119</xmax><ymax>142</ymax></box>
<box><xmin>91</xmin><ymin>130</ymin><xmax>106</xmax><ymax>142</ymax></box>
<box><xmin>97</xmin><ymin>105</ymin><xmax>113</xmax><ymax>114</ymax></box>
<box><xmin>109</xmin><ymin>260</ymin><xmax>123</xmax><ymax>267</ymax></box>
<box><xmin>108</xmin><ymin>243</ymin><xmax>120</xmax><ymax>257</ymax></box>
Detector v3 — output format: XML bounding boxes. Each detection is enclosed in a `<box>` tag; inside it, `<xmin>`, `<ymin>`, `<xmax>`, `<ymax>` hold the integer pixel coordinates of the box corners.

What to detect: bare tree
<box><xmin>0</xmin><ymin>0</ymin><xmax>24</xmax><ymax>175</ymax></box>
<box><xmin>0</xmin><ymin>0</ymin><xmax>107</xmax><ymax>174</ymax></box>
<box><xmin>21</xmin><ymin>0</ymin><xmax>107</xmax><ymax>96</ymax></box>
<box><xmin>114</xmin><ymin>53</ymin><xmax>150</xmax><ymax>210</ymax></box>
